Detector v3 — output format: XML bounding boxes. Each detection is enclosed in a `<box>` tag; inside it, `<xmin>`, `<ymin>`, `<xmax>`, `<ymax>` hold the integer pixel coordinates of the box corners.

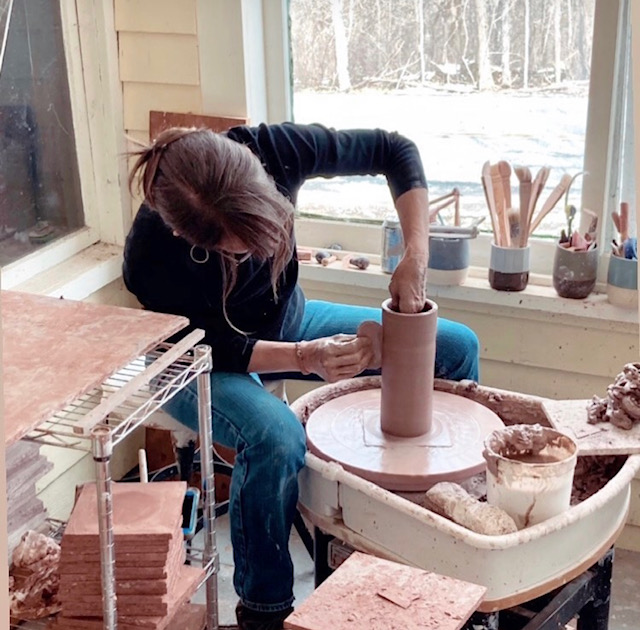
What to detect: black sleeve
<box><xmin>226</xmin><ymin>122</ymin><xmax>428</xmax><ymax>201</ymax></box>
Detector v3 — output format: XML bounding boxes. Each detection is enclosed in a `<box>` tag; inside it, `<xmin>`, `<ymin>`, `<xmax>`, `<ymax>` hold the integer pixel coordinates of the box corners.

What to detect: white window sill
<box><xmin>299</xmin><ymin>258</ymin><xmax>639</xmax><ymax>329</ymax></box>
<box><xmin>6</xmin><ymin>239</ymin><xmax>636</xmax><ymax>332</ymax></box>
<box><xmin>6</xmin><ymin>242</ymin><xmax>124</xmax><ymax>299</ymax></box>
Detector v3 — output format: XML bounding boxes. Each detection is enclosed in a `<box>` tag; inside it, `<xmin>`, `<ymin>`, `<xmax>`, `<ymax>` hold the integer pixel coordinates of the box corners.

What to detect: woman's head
<box><xmin>128</xmin><ymin>127</ymin><xmax>294</xmax><ymax>279</ymax></box>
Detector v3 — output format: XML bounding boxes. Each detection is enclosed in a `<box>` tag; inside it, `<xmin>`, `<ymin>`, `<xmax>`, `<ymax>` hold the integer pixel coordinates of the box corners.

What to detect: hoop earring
<box><xmin>190</xmin><ymin>245</ymin><xmax>210</xmax><ymax>264</ymax></box>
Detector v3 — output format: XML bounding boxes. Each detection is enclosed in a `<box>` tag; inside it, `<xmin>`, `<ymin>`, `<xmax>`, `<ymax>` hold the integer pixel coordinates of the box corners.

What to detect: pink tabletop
<box><xmin>2</xmin><ymin>290</ymin><xmax>193</xmax><ymax>446</ymax></box>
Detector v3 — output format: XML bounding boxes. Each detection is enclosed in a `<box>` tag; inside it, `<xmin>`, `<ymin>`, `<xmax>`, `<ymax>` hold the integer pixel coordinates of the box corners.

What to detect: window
<box><xmin>0</xmin><ymin>0</ymin><xmax>126</xmax><ymax>289</ymax></box>
<box><xmin>0</xmin><ymin>0</ymin><xmax>83</xmax><ymax>267</ymax></box>
<box><xmin>288</xmin><ymin>0</ymin><xmax>597</xmax><ymax>241</ymax></box>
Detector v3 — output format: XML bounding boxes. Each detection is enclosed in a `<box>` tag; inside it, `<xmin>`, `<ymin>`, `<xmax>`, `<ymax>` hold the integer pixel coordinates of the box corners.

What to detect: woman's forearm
<box><xmin>395</xmin><ymin>187</ymin><xmax>430</xmax><ymax>258</ymax></box>
<box><xmin>247</xmin><ymin>340</ymin><xmax>300</xmax><ymax>374</ymax></box>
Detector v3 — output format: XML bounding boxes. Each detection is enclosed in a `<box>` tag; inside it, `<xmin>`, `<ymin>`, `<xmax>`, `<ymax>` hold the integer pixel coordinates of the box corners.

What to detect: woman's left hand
<box><xmin>389</xmin><ymin>249</ymin><xmax>428</xmax><ymax>313</ymax></box>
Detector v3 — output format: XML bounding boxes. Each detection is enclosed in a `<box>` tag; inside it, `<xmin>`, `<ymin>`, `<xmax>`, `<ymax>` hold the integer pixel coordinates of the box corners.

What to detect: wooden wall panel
<box><xmin>118</xmin><ymin>32</ymin><xmax>200</xmax><ymax>85</ymax></box>
<box><xmin>114</xmin><ymin>0</ymin><xmax>197</xmax><ymax>34</ymax></box>
<box><xmin>123</xmin><ymin>83</ymin><xmax>202</xmax><ymax>133</ymax></box>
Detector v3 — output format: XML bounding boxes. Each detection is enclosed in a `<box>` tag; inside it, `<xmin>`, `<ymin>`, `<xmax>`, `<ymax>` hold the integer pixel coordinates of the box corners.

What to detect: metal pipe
<box><xmin>195</xmin><ymin>344</ymin><xmax>219</xmax><ymax>630</ymax></box>
<box><xmin>91</xmin><ymin>425</ymin><xmax>117</xmax><ymax>630</ymax></box>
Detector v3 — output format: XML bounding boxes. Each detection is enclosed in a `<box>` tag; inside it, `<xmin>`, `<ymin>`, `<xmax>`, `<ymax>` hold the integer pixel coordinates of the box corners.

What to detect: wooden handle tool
<box><xmin>528</xmin><ymin>172</ymin><xmax>572</xmax><ymax>235</ymax></box>
<box><xmin>515</xmin><ymin>166</ymin><xmax>531</xmax><ymax>246</ymax></box>
<box><xmin>490</xmin><ymin>163</ymin><xmax>510</xmax><ymax>246</ymax></box>
<box><xmin>482</xmin><ymin>161</ymin><xmax>502</xmax><ymax>245</ymax></box>
<box><xmin>498</xmin><ymin>160</ymin><xmax>512</xmax><ymax>210</ymax></box>
<box><xmin>620</xmin><ymin>202</ymin><xmax>630</xmax><ymax>242</ymax></box>
<box><xmin>525</xmin><ymin>166</ymin><xmax>550</xmax><ymax>240</ymax></box>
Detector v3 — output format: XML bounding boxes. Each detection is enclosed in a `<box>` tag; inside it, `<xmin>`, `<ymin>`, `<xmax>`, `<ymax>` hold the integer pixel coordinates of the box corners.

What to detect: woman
<box><xmin>123</xmin><ymin>122</ymin><xmax>478</xmax><ymax>630</ymax></box>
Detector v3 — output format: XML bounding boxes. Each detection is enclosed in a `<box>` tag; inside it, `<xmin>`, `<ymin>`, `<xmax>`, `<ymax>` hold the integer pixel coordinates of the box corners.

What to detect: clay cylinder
<box><xmin>380</xmin><ymin>297</ymin><xmax>437</xmax><ymax>437</ymax></box>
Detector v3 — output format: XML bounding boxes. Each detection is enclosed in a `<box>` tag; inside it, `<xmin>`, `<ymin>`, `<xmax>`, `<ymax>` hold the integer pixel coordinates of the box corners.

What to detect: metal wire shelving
<box><xmin>10</xmin><ymin>340</ymin><xmax>219</xmax><ymax>630</ymax></box>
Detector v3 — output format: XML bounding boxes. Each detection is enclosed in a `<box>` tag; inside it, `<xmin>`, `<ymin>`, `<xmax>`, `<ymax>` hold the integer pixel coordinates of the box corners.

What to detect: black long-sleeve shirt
<box><xmin>123</xmin><ymin>123</ymin><xmax>427</xmax><ymax>372</ymax></box>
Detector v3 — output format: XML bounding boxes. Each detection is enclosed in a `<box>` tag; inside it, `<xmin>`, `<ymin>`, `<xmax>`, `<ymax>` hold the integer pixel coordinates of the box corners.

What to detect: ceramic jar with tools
<box><xmin>552</xmin><ymin>177</ymin><xmax>598</xmax><ymax>299</ymax></box>
<box><xmin>607</xmin><ymin>202</ymin><xmax>638</xmax><ymax>308</ymax></box>
<box><xmin>482</xmin><ymin>161</ymin><xmax>573</xmax><ymax>292</ymax></box>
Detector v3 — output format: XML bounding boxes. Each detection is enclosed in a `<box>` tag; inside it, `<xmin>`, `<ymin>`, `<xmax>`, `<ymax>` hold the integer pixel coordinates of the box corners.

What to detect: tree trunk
<box><xmin>474</xmin><ymin>0</ymin><xmax>494</xmax><ymax>90</ymax></box>
<box><xmin>501</xmin><ymin>0</ymin><xmax>512</xmax><ymax>87</ymax></box>
<box><xmin>523</xmin><ymin>0</ymin><xmax>530</xmax><ymax>88</ymax></box>
<box><xmin>416</xmin><ymin>0</ymin><xmax>426</xmax><ymax>84</ymax></box>
<box><xmin>330</xmin><ymin>0</ymin><xmax>351</xmax><ymax>91</ymax></box>
<box><xmin>554</xmin><ymin>0</ymin><xmax>562</xmax><ymax>83</ymax></box>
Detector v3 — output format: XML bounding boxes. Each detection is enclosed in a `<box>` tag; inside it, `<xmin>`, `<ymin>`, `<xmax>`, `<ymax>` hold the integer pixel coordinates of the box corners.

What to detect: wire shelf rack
<box><xmin>23</xmin><ymin>340</ymin><xmax>209</xmax><ymax>452</ymax></box>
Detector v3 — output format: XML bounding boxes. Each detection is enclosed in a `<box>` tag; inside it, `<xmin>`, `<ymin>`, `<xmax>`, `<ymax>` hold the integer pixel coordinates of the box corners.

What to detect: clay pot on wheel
<box><xmin>380</xmin><ymin>297</ymin><xmax>437</xmax><ymax>438</ymax></box>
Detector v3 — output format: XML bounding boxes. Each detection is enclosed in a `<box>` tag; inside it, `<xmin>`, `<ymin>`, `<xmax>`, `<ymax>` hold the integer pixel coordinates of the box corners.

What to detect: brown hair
<box><xmin>128</xmin><ymin>127</ymin><xmax>295</xmax><ymax>330</ymax></box>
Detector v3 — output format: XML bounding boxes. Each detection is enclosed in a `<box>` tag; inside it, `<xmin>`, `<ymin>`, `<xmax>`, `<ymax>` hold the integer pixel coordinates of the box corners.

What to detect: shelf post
<box><xmin>91</xmin><ymin>425</ymin><xmax>117</xmax><ymax>630</ymax></box>
<box><xmin>195</xmin><ymin>344</ymin><xmax>219</xmax><ymax>630</ymax></box>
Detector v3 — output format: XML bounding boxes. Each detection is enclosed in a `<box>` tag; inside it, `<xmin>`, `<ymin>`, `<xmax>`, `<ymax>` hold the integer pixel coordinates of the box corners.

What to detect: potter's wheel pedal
<box><xmin>305</xmin><ymin>388</ymin><xmax>504</xmax><ymax>491</ymax></box>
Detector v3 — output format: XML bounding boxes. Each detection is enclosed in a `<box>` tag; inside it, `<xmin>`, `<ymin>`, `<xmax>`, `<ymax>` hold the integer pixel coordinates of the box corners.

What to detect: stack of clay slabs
<box><xmin>56</xmin><ymin>481</ymin><xmax>204</xmax><ymax>630</ymax></box>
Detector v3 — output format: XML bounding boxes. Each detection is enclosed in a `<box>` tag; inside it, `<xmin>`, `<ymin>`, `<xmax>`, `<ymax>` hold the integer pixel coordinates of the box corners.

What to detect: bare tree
<box><xmin>474</xmin><ymin>0</ymin><xmax>494</xmax><ymax>89</ymax></box>
<box><xmin>501</xmin><ymin>0</ymin><xmax>513</xmax><ymax>86</ymax></box>
<box><xmin>331</xmin><ymin>0</ymin><xmax>351</xmax><ymax>91</ymax></box>
<box><xmin>523</xmin><ymin>0</ymin><xmax>530</xmax><ymax>88</ymax></box>
<box><xmin>553</xmin><ymin>0</ymin><xmax>562</xmax><ymax>83</ymax></box>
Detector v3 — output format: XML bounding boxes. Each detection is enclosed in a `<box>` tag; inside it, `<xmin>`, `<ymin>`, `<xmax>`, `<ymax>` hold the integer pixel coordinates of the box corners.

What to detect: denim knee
<box><xmin>435</xmin><ymin>320</ymin><xmax>480</xmax><ymax>382</ymax></box>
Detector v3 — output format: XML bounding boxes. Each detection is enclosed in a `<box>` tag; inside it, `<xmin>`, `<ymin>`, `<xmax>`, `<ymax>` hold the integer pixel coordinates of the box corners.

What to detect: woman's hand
<box><xmin>299</xmin><ymin>334</ymin><xmax>374</xmax><ymax>382</ymax></box>
<box><xmin>389</xmin><ymin>248</ymin><xmax>428</xmax><ymax>313</ymax></box>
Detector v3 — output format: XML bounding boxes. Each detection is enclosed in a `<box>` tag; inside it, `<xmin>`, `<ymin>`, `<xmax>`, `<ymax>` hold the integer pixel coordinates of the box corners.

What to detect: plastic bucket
<box><xmin>483</xmin><ymin>424</ymin><xmax>577</xmax><ymax>529</ymax></box>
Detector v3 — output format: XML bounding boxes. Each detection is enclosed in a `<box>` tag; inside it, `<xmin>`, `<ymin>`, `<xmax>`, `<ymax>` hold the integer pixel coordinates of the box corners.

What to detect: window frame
<box><xmin>0</xmin><ymin>0</ymin><xmax>128</xmax><ymax>289</ymax></box>
<box><xmin>261</xmin><ymin>0</ymin><xmax>628</xmax><ymax>281</ymax></box>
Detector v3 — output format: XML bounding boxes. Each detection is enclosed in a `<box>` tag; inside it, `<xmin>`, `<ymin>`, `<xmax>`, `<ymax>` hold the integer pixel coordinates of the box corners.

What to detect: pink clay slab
<box><xmin>2</xmin><ymin>290</ymin><xmax>192</xmax><ymax>446</ymax></box>
<box><xmin>283</xmin><ymin>551</ymin><xmax>485</xmax><ymax>630</ymax></box>
<box><xmin>64</xmin><ymin>481</ymin><xmax>186</xmax><ymax>539</ymax></box>
<box><xmin>305</xmin><ymin>388</ymin><xmax>504</xmax><ymax>491</ymax></box>
<box><xmin>56</xmin><ymin>565</ymin><xmax>204</xmax><ymax>629</ymax></box>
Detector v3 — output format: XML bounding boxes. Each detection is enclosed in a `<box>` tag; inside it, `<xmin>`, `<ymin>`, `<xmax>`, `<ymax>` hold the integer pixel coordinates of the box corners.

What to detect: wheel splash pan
<box><xmin>291</xmin><ymin>376</ymin><xmax>640</xmax><ymax>612</ymax></box>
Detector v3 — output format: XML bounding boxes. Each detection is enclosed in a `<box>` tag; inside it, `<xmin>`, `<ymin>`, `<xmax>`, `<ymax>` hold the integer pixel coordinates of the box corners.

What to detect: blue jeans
<box><xmin>163</xmin><ymin>300</ymin><xmax>479</xmax><ymax>613</ymax></box>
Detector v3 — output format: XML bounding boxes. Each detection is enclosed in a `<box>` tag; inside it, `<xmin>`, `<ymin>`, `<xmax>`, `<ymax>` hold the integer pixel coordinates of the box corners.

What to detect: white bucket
<box><xmin>483</xmin><ymin>424</ymin><xmax>578</xmax><ymax>529</ymax></box>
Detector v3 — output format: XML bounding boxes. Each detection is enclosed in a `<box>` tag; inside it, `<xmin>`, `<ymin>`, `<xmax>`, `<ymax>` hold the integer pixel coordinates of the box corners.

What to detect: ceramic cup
<box><xmin>428</xmin><ymin>236</ymin><xmax>470</xmax><ymax>286</ymax></box>
<box><xmin>607</xmin><ymin>255</ymin><xmax>638</xmax><ymax>308</ymax></box>
<box><xmin>488</xmin><ymin>243</ymin><xmax>530</xmax><ymax>292</ymax></box>
<box><xmin>552</xmin><ymin>244</ymin><xmax>598</xmax><ymax>299</ymax></box>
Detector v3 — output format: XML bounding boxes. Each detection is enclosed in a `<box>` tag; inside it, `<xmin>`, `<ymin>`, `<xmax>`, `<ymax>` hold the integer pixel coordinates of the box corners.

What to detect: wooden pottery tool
<box><xmin>481</xmin><ymin>161</ymin><xmax>501</xmax><ymax>245</ymax></box>
<box><xmin>515</xmin><ymin>166</ymin><xmax>532</xmax><ymax>246</ymax></box>
<box><xmin>619</xmin><ymin>201</ymin><xmax>630</xmax><ymax>242</ymax></box>
<box><xmin>490</xmin><ymin>163</ymin><xmax>510</xmax><ymax>246</ymax></box>
<box><xmin>525</xmin><ymin>166</ymin><xmax>550</xmax><ymax>241</ymax></box>
<box><xmin>528</xmin><ymin>173</ymin><xmax>572</xmax><ymax>235</ymax></box>
<box><xmin>498</xmin><ymin>160</ymin><xmax>512</xmax><ymax>210</ymax></box>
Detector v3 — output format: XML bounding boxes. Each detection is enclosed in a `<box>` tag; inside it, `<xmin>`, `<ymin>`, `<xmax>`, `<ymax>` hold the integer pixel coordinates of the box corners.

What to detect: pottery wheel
<box><xmin>305</xmin><ymin>388</ymin><xmax>504</xmax><ymax>491</ymax></box>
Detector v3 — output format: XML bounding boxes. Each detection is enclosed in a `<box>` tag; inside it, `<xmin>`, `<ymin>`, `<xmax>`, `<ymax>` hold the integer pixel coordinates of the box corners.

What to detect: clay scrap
<box><xmin>56</xmin><ymin>481</ymin><xmax>204</xmax><ymax>630</ymax></box>
<box><xmin>9</xmin><ymin>530</ymin><xmax>61</xmax><ymax>621</ymax></box>
<box><xmin>588</xmin><ymin>363</ymin><xmax>640</xmax><ymax>430</ymax></box>
<box><xmin>283</xmin><ymin>551</ymin><xmax>486</xmax><ymax>630</ymax></box>
<box><xmin>423</xmin><ymin>482</ymin><xmax>517</xmax><ymax>535</ymax></box>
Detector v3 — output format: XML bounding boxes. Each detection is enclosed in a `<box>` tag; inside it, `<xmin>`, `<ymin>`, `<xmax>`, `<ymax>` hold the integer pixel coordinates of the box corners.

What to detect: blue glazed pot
<box><xmin>607</xmin><ymin>255</ymin><xmax>638</xmax><ymax>308</ymax></box>
<box><xmin>428</xmin><ymin>237</ymin><xmax>469</xmax><ymax>286</ymax></box>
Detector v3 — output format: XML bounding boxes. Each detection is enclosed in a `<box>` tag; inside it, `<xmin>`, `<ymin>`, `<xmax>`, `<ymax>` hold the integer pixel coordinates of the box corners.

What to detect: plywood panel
<box><xmin>115</xmin><ymin>0</ymin><xmax>197</xmax><ymax>34</ymax></box>
<box><xmin>118</xmin><ymin>32</ymin><xmax>199</xmax><ymax>85</ymax></box>
<box><xmin>123</xmin><ymin>82</ymin><xmax>202</xmax><ymax>132</ymax></box>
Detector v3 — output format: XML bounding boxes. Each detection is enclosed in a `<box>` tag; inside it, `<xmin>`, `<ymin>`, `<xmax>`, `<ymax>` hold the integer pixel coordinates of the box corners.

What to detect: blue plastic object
<box><xmin>623</xmin><ymin>237</ymin><xmax>637</xmax><ymax>260</ymax></box>
<box><xmin>182</xmin><ymin>487</ymin><xmax>200</xmax><ymax>538</ymax></box>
